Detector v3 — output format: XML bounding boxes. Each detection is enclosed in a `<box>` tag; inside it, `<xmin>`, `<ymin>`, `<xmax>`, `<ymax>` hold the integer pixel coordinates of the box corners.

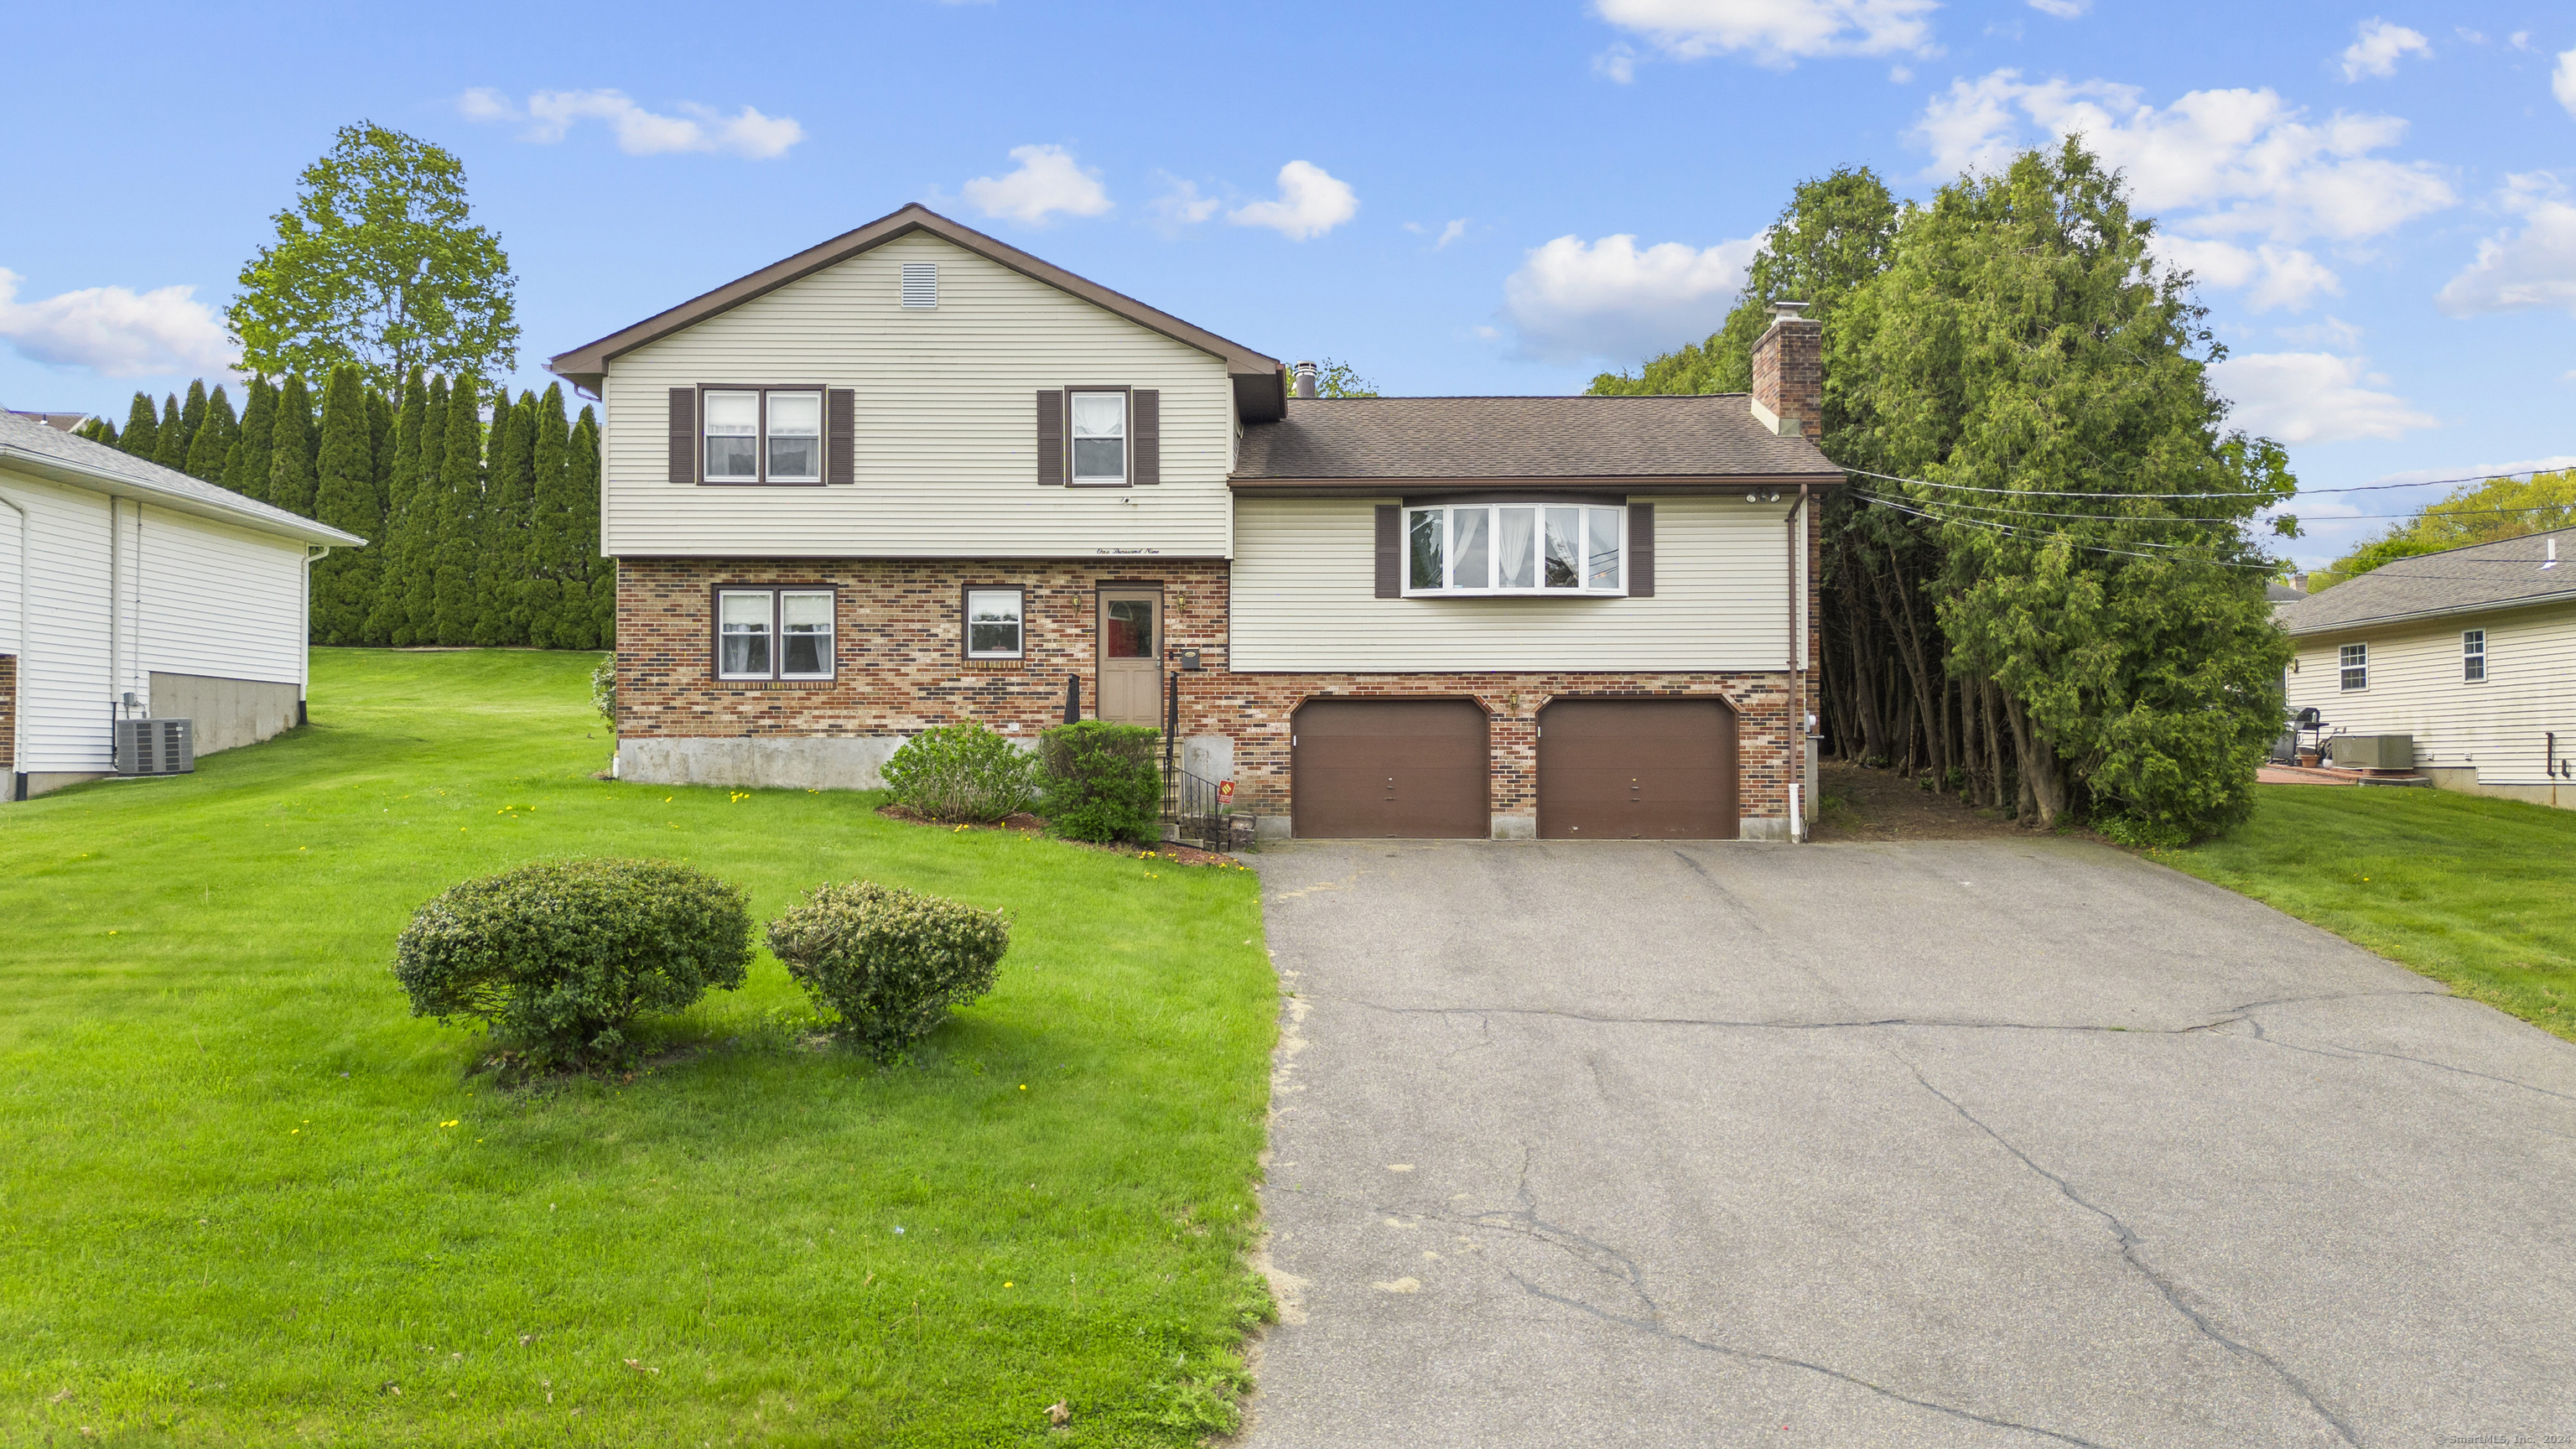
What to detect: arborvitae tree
<box><xmin>574</xmin><ymin>407</ymin><xmax>612</xmax><ymax>646</ymax></box>
<box><xmin>120</xmin><ymin>392</ymin><xmax>159</xmax><ymax>459</ymax></box>
<box><xmin>401</xmin><ymin>376</ymin><xmax>452</xmax><ymax>642</ymax></box>
<box><xmin>150</xmin><ymin>395</ymin><xmax>188</xmax><ymax>472</ymax></box>
<box><xmin>76</xmin><ymin>418</ymin><xmax>117</xmax><ymax>446</ymax></box>
<box><xmin>430</xmin><ymin>377</ymin><xmax>485</xmax><ymax>644</ymax></box>
<box><xmin>472</xmin><ymin>391</ymin><xmax>536</xmax><ymax>646</ymax></box>
<box><xmin>309</xmin><ymin>366</ymin><xmax>382</xmax><ymax>643</ymax></box>
<box><xmin>370</xmin><ymin>368</ymin><xmax>430</xmax><ymax>645</ymax></box>
<box><xmin>266</xmin><ymin>375</ymin><xmax>318</xmax><ymax>516</ymax></box>
<box><xmin>523</xmin><ymin>383</ymin><xmax>576</xmax><ymax>647</ymax></box>
<box><xmin>226</xmin><ymin>377</ymin><xmax>276</xmax><ymax>503</ymax></box>
<box><xmin>184</xmin><ymin>386</ymin><xmax>237</xmax><ymax>481</ymax></box>
<box><xmin>181</xmin><ymin>380</ymin><xmax>209</xmax><ymax>444</ymax></box>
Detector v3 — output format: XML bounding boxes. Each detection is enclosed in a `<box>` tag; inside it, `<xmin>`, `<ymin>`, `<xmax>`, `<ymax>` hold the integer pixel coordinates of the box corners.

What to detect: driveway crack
<box><xmin>1908</xmin><ymin>1069</ymin><xmax>2364</xmax><ymax>1447</ymax></box>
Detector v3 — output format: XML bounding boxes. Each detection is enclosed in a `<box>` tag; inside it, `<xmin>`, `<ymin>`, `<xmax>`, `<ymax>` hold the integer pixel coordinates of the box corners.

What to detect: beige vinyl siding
<box><xmin>137</xmin><ymin>503</ymin><xmax>309</xmax><ymax>687</ymax></box>
<box><xmin>1230</xmin><ymin>496</ymin><xmax>1795</xmax><ymax>673</ymax></box>
<box><xmin>601</xmin><ymin>232</ymin><xmax>1233</xmax><ymax>558</ymax></box>
<box><xmin>2286</xmin><ymin>602</ymin><xmax>2576</xmax><ymax>786</ymax></box>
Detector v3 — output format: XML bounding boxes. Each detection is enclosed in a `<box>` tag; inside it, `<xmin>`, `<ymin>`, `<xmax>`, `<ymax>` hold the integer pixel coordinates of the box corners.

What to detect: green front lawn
<box><xmin>0</xmin><ymin>649</ymin><xmax>1276</xmax><ymax>1446</ymax></box>
<box><xmin>2158</xmin><ymin>784</ymin><xmax>2576</xmax><ymax>1042</ymax></box>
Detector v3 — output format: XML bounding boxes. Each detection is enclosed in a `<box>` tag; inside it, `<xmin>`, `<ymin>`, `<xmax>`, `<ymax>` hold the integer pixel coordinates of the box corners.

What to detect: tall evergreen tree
<box><xmin>76</xmin><ymin>418</ymin><xmax>117</xmax><ymax>446</ymax></box>
<box><xmin>151</xmin><ymin>395</ymin><xmax>188</xmax><ymax>472</ymax></box>
<box><xmin>473</xmin><ymin>390</ymin><xmax>535</xmax><ymax>646</ymax></box>
<box><xmin>309</xmin><ymin>366</ymin><xmax>383</xmax><ymax>643</ymax></box>
<box><xmin>399</xmin><ymin>377</ymin><xmax>451</xmax><ymax>643</ymax></box>
<box><xmin>181</xmin><ymin>380</ymin><xmax>209</xmax><ymax>444</ymax></box>
<box><xmin>267</xmin><ymin>375</ymin><xmax>318</xmax><ymax>516</ymax></box>
<box><xmin>120</xmin><ymin>392</ymin><xmax>159</xmax><ymax>459</ymax></box>
<box><xmin>184</xmin><ymin>386</ymin><xmax>237</xmax><ymax>481</ymax></box>
<box><xmin>574</xmin><ymin>408</ymin><xmax>612</xmax><ymax>647</ymax></box>
<box><xmin>371</xmin><ymin>368</ymin><xmax>432</xmax><ymax>645</ymax></box>
<box><xmin>523</xmin><ymin>383</ymin><xmax>577</xmax><ymax>647</ymax></box>
<box><xmin>430</xmin><ymin>377</ymin><xmax>486</xmax><ymax>644</ymax></box>
<box><xmin>226</xmin><ymin>377</ymin><xmax>277</xmax><ymax>503</ymax></box>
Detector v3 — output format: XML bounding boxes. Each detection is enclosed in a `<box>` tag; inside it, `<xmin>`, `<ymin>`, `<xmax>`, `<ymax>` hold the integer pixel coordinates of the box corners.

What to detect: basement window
<box><xmin>2339</xmin><ymin>642</ymin><xmax>2367</xmax><ymax>691</ymax></box>
<box><xmin>1405</xmin><ymin>504</ymin><xmax>1623</xmax><ymax>595</ymax></box>
<box><xmin>2462</xmin><ymin>629</ymin><xmax>2485</xmax><ymax>683</ymax></box>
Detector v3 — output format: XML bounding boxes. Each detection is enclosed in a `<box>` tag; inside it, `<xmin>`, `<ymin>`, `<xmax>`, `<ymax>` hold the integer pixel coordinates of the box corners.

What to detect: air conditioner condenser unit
<box><xmin>114</xmin><ymin>718</ymin><xmax>195</xmax><ymax>776</ymax></box>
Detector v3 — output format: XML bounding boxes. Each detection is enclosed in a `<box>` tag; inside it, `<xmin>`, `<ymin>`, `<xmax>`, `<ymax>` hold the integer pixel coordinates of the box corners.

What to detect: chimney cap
<box><xmin>1770</xmin><ymin>299</ymin><xmax>1812</xmax><ymax>321</ymax></box>
<box><xmin>1291</xmin><ymin>360</ymin><xmax>1319</xmax><ymax>399</ymax></box>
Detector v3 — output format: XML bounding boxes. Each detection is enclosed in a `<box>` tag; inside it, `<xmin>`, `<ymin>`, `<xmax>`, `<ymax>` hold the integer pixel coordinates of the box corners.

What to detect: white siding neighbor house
<box><xmin>2278</xmin><ymin>526</ymin><xmax>2576</xmax><ymax>809</ymax></box>
<box><xmin>0</xmin><ymin>411</ymin><xmax>364</xmax><ymax>801</ymax></box>
<box><xmin>551</xmin><ymin>205</ymin><xmax>1841</xmax><ymax>841</ymax></box>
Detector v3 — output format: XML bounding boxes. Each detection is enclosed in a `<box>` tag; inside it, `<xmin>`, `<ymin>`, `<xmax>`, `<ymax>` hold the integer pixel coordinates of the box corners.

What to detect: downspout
<box><xmin>303</xmin><ymin>545</ymin><xmax>331</xmax><ymax>726</ymax></box>
<box><xmin>1787</xmin><ymin>484</ymin><xmax>1809</xmax><ymax>840</ymax></box>
<box><xmin>0</xmin><ymin>486</ymin><xmax>27</xmax><ymax>800</ymax></box>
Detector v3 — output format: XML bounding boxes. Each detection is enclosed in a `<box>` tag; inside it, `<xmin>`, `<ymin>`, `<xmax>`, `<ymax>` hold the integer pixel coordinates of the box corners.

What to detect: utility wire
<box><xmin>1842</xmin><ymin>464</ymin><xmax>2570</xmax><ymax>501</ymax></box>
<box><xmin>1848</xmin><ymin>486</ymin><xmax>2576</xmax><ymax>527</ymax></box>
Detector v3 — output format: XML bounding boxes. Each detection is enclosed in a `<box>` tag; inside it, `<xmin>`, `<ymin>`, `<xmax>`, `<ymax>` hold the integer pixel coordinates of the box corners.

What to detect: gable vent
<box><xmin>901</xmin><ymin>262</ymin><xmax>937</xmax><ymax>309</ymax></box>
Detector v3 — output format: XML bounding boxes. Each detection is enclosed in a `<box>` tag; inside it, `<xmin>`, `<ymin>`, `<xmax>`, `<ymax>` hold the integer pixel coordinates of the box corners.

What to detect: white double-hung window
<box><xmin>965</xmin><ymin>587</ymin><xmax>1025</xmax><ymax>659</ymax></box>
<box><xmin>718</xmin><ymin>588</ymin><xmax>835</xmax><ymax>680</ymax></box>
<box><xmin>1070</xmin><ymin>392</ymin><xmax>1127</xmax><ymax>484</ymax></box>
<box><xmin>701</xmin><ymin>387</ymin><xmax>823</xmax><ymax>483</ymax></box>
<box><xmin>766</xmin><ymin>392</ymin><xmax>822</xmax><ymax>481</ymax></box>
<box><xmin>1405</xmin><ymin>504</ymin><xmax>1623</xmax><ymax>595</ymax></box>
<box><xmin>704</xmin><ymin>391</ymin><xmax>760</xmax><ymax>480</ymax></box>
<box><xmin>2462</xmin><ymin>629</ymin><xmax>2486</xmax><ymax>682</ymax></box>
<box><xmin>2339</xmin><ymin>642</ymin><xmax>2367</xmax><ymax>691</ymax></box>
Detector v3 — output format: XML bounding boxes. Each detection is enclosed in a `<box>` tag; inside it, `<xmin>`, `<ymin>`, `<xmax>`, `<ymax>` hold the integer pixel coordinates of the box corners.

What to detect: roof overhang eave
<box><xmin>2283</xmin><ymin>589</ymin><xmax>2576</xmax><ymax>636</ymax></box>
<box><xmin>0</xmin><ymin>446</ymin><xmax>366</xmax><ymax>548</ymax></box>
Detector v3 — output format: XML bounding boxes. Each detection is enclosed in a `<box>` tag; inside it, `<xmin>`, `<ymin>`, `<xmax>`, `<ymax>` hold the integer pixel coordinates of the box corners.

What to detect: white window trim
<box><xmin>715</xmin><ymin>586</ymin><xmax>837</xmax><ymax>682</ymax></box>
<box><xmin>1067</xmin><ymin>389</ymin><xmax>1129</xmax><ymax>486</ymax></box>
<box><xmin>765</xmin><ymin>391</ymin><xmax>823</xmax><ymax>484</ymax></box>
<box><xmin>699</xmin><ymin>384</ymin><xmax>828</xmax><ymax>486</ymax></box>
<box><xmin>1401</xmin><ymin>502</ymin><xmax>1626</xmax><ymax>596</ymax></box>
<box><xmin>2462</xmin><ymin>628</ymin><xmax>2486</xmax><ymax>683</ymax></box>
<box><xmin>965</xmin><ymin>586</ymin><xmax>1026</xmax><ymax>660</ymax></box>
<box><xmin>2339</xmin><ymin>642</ymin><xmax>2367</xmax><ymax>692</ymax></box>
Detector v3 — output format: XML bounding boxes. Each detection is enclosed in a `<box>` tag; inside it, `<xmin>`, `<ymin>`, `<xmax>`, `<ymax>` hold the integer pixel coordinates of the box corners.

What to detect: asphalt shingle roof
<box><xmin>1233</xmin><ymin>395</ymin><xmax>1843</xmax><ymax>481</ymax></box>
<box><xmin>2275</xmin><ymin>526</ymin><xmax>2576</xmax><ymax>634</ymax></box>
<box><xmin>0</xmin><ymin>409</ymin><xmax>363</xmax><ymax>545</ymax></box>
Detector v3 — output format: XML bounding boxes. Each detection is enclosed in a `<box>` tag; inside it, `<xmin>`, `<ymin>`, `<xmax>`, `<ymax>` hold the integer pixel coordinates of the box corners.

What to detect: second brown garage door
<box><xmin>1292</xmin><ymin>699</ymin><xmax>1489</xmax><ymax>839</ymax></box>
<box><xmin>1536</xmin><ymin>698</ymin><xmax>1738</xmax><ymax>840</ymax></box>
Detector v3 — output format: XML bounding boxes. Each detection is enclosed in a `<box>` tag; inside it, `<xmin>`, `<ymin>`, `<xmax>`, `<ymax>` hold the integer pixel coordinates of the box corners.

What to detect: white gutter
<box><xmin>0</xmin><ymin>486</ymin><xmax>26</xmax><ymax>797</ymax></box>
<box><xmin>0</xmin><ymin>442</ymin><xmax>362</xmax><ymax>549</ymax></box>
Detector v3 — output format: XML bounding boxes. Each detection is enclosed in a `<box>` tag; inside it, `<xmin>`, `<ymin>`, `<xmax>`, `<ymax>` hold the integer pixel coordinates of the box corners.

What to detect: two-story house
<box><xmin>548</xmin><ymin>205</ymin><xmax>1840</xmax><ymax>840</ymax></box>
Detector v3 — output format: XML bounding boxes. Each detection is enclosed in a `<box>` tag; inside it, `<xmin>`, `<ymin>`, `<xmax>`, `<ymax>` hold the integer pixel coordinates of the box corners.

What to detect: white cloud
<box><xmin>961</xmin><ymin>144</ymin><xmax>1113</xmax><ymax>225</ymax></box>
<box><xmin>1146</xmin><ymin>176</ymin><xmax>1222</xmax><ymax>233</ymax></box>
<box><xmin>460</xmin><ymin>87</ymin><xmax>803</xmax><ymax>159</ymax></box>
<box><xmin>2273</xmin><ymin>315</ymin><xmax>2364</xmax><ymax>350</ymax></box>
<box><xmin>1228</xmin><ymin>161</ymin><xmax>1358</xmax><ymax>241</ymax></box>
<box><xmin>1499</xmin><ymin>231</ymin><xmax>1763</xmax><ymax>363</ymax></box>
<box><xmin>2150</xmin><ymin>237</ymin><xmax>2342</xmax><ymax>311</ymax></box>
<box><xmin>2358</xmin><ymin>454</ymin><xmax>2576</xmax><ymax>487</ymax></box>
<box><xmin>2028</xmin><ymin>0</ymin><xmax>2087</xmax><ymax>16</ymax></box>
<box><xmin>0</xmin><ymin>268</ymin><xmax>237</xmax><ymax>378</ymax></box>
<box><xmin>2337</xmin><ymin>19</ymin><xmax>2430</xmax><ymax>81</ymax></box>
<box><xmin>1408</xmin><ymin>218</ymin><xmax>1470</xmax><ymax>249</ymax></box>
<box><xmin>1595</xmin><ymin>43</ymin><xmax>1639</xmax><ymax>83</ymax></box>
<box><xmin>2437</xmin><ymin>173</ymin><xmax>2576</xmax><ymax>316</ymax></box>
<box><xmin>1594</xmin><ymin>0</ymin><xmax>1938</xmax><ymax>68</ymax></box>
<box><xmin>2555</xmin><ymin>47</ymin><xmax>2576</xmax><ymax>117</ymax></box>
<box><xmin>2211</xmin><ymin>351</ymin><xmax>2434</xmax><ymax>443</ymax></box>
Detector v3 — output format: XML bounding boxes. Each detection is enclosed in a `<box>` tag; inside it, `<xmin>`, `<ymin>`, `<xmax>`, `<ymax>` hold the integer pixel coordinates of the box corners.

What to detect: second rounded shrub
<box><xmin>881</xmin><ymin>720</ymin><xmax>1038</xmax><ymax>823</ymax></box>
<box><xmin>766</xmin><ymin>880</ymin><xmax>1012</xmax><ymax>1057</ymax></box>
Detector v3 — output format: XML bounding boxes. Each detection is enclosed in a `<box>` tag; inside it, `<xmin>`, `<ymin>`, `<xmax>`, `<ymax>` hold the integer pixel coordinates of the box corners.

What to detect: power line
<box><xmin>1850</xmin><ymin>486</ymin><xmax>2576</xmax><ymax>527</ymax></box>
<box><xmin>1843</xmin><ymin>464</ymin><xmax>2569</xmax><ymax>501</ymax></box>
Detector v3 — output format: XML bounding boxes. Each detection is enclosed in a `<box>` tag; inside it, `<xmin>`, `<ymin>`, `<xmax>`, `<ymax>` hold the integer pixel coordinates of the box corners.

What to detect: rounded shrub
<box><xmin>1036</xmin><ymin>721</ymin><xmax>1163</xmax><ymax>843</ymax></box>
<box><xmin>765</xmin><ymin>880</ymin><xmax>1012</xmax><ymax>1058</ymax></box>
<box><xmin>392</xmin><ymin>858</ymin><xmax>753</xmax><ymax>1065</ymax></box>
<box><xmin>880</xmin><ymin>720</ymin><xmax>1039</xmax><ymax>823</ymax></box>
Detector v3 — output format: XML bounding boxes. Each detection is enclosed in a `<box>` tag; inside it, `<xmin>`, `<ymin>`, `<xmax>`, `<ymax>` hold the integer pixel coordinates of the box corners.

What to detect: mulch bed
<box><xmin>872</xmin><ymin>803</ymin><xmax>1244</xmax><ymax>866</ymax></box>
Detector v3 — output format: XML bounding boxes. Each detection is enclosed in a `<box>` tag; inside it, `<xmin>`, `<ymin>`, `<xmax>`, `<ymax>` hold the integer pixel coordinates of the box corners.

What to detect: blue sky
<box><xmin>2</xmin><ymin>0</ymin><xmax>2570</xmax><ymax>568</ymax></box>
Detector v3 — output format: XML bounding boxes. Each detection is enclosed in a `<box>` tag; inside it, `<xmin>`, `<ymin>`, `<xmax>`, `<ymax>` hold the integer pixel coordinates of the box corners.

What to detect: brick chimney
<box><xmin>1750</xmin><ymin>301</ymin><xmax>1820</xmax><ymax>440</ymax></box>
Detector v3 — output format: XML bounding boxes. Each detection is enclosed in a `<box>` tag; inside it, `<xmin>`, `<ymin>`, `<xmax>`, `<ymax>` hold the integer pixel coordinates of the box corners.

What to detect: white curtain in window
<box><xmin>719</xmin><ymin>591</ymin><xmax>772</xmax><ymax>675</ymax></box>
<box><xmin>780</xmin><ymin>590</ymin><xmax>833</xmax><ymax>676</ymax></box>
<box><xmin>767</xmin><ymin>392</ymin><xmax>822</xmax><ymax>481</ymax></box>
<box><xmin>704</xmin><ymin>392</ymin><xmax>758</xmax><ymax>480</ymax></box>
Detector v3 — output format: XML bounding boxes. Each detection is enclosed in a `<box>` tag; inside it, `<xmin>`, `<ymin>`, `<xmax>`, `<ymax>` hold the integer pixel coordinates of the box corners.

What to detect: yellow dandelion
<box><xmin>439</xmin><ymin>1119</ymin><xmax>460</xmax><ymax>1129</ymax></box>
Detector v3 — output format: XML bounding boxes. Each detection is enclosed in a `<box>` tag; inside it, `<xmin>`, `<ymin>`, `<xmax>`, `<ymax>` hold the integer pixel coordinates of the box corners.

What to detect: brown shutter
<box><xmin>1627</xmin><ymin>503</ymin><xmax>1654</xmax><ymax>596</ymax></box>
<box><xmin>1131</xmin><ymin>388</ymin><xmax>1160</xmax><ymax>485</ymax></box>
<box><xmin>1374</xmin><ymin>505</ymin><xmax>1400</xmax><ymax>598</ymax></box>
<box><xmin>668</xmin><ymin>388</ymin><xmax>696</xmax><ymax>484</ymax></box>
<box><xmin>826</xmin><ymin>388</ymin><xmax>855</xmax><ymax>484</ymax></box>
<box><xmin>1036</xmin><ymin>390</ymin><xmax>1064</xmax><ymax>486</ymax></box>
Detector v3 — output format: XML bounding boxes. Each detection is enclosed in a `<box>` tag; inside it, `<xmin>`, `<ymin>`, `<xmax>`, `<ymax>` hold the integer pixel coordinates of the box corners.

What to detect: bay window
<box><xmin>717</xmin><ymin>587</ymin><xmax>835</xmax><ymax>680</ymax></box>
<box><xmin>1405</xmin><ymin>503</ymin><xmax>1625</xmax><ymax>595</ymax></box>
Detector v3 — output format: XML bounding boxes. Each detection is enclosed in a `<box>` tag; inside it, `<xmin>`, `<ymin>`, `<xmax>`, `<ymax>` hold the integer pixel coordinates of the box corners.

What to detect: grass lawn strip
<box><xmin>1</xmin><ymin>647</ymin><xmax>1276</xmax><ymax>1446</ymax></box>
<box><xmin>2156</xmin><ymin>783</ymin><xmax>2576</xmax><ymax>1043</ymax></box>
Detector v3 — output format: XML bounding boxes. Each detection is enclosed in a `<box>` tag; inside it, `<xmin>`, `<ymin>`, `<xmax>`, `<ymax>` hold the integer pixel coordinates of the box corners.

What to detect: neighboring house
<box><xmin>2278</xmin><ymin>527</ymin><xmax>2575</xmax><ymax>809</ymax></box>
<box><xmin>550</xmin><ymin>204</ymin><xmax>1837</xmax><ymax>840</ymax></box>
<box><xmin>5</xmin><ymin>410</ymin><xmax>90</xmax><ymax>433</ymax></box>
<box><xmin>0</xmin><ymin>411</ymin><xmax>364</xmax><ymax>801</ymax></box>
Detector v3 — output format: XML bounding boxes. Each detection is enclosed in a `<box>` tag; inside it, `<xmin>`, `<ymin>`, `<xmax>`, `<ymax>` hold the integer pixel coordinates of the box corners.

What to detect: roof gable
<box><xmin>548</xmin><ymin>204</ymin><xmax>1285</xmax><ymax>416</ymax></box>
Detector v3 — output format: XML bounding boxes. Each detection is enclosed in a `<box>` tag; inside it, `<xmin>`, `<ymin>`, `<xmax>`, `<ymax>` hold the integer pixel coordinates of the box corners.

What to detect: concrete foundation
<box><xmin>2422</xmin><ymin>766</ymin><xmax>2573</xmax><ymax>810</ymax></box>
<box><xmin>1739</xmin><ymin>815</ymin><xmax>1792</xmax><ymax>842</ymax></box>
<box><xmin>21</xmin><ymin>771</ymin><xmax>109</xmax><ymax>798</ymax></box>
<box><xmin>620</xmin><ymin>735</ymin><xmax>907</xmax><ymax>792</ymax></box>
<box><xmin>1181</xmin><ymin>734</ymin><xmax>1234</xmax><ymax>785</ymax></box>
<box><xmin>1490</xmin><ymin>812</ymin><xmax>1536</xmax><ymax>839</ymax></box>
<box><xmin>148</xmin><ymin>672</ymin><xmax>299</xmax><ymax>756</ymax></box>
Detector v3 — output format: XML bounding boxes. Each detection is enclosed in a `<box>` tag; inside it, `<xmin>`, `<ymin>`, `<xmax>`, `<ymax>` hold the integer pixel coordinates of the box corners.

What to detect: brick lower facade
<box><xmin>615</xmin><ymin>558</ymin><xmax>1812</xmax><ymax>832</ymax></box>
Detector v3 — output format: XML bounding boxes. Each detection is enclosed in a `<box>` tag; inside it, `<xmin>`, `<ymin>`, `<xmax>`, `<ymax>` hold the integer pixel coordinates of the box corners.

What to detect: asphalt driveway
<box><xmin>1242</xmin><ymin>838</ymin><xmax>2576</xmax><ymax>1448</ymax></box>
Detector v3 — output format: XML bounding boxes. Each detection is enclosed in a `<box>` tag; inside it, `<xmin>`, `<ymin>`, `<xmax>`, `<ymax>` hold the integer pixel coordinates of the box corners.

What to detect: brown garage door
<box><xmin>1536</xmin><ymin>698</ymin><xmax>1737</xmax><ymax>840</ymax></box>
<box><xmin>1292</xmin><ymin>699</ymin><xmax>1489</xmax><ymax>839</ymax></box>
